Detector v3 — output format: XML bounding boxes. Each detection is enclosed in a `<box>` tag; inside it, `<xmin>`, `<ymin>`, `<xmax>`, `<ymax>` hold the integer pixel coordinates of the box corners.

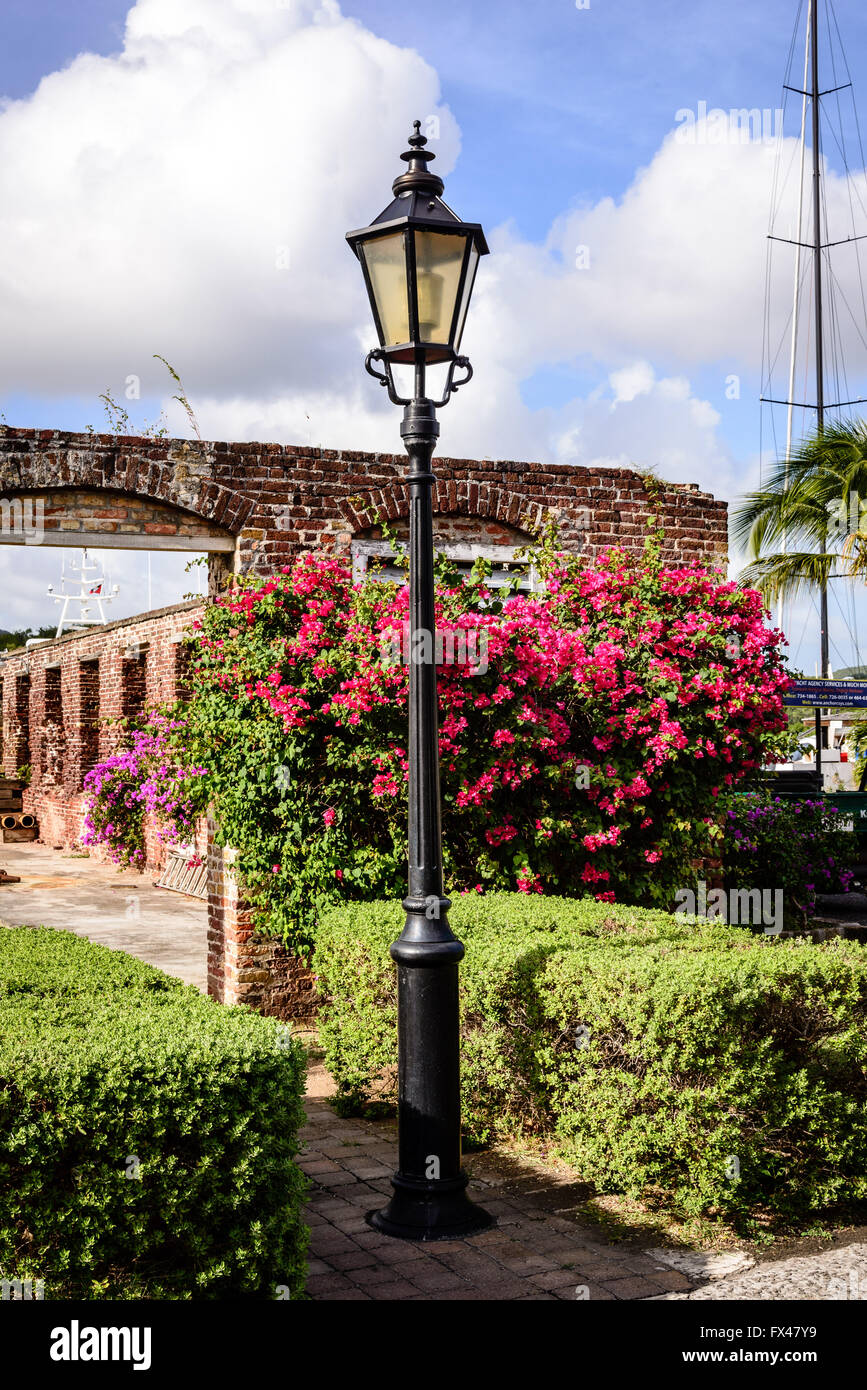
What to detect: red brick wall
<box><xmin>37</xmin><ymin>486</ymin><xmax>232</xmax><ymax>545</ymax></box>
<box><xmin>0</xmin><ymin>427</ymin><xmax>728</xmax><ymax>576</ymax></box>
<box><xmin>207</xmin><ymin>832</ymin><xmax>315</xmax><ymax>1021</ymax></box>
<box><xmin>1</xmin><ymin>600</ymin><xmax>201</xmax><ymax>858</ymax></box>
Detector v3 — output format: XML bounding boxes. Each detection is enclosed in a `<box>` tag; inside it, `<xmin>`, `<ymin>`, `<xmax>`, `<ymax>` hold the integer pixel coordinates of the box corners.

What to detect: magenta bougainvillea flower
<box><xmin>82</xmin><ymin>714</ymin><xmax>207</xmax><ymax>868</ymax></box>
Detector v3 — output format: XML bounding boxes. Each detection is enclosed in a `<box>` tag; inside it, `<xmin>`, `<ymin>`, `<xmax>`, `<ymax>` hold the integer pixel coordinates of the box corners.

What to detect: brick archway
<box><xmin>337</xmin><ymin>480</ymin><xmax>551</xmax><ymax>540</ymax></box>
<box><xmin>0</xmin><ymin>439</ymin><xmax>247</xmax><ymax>526</ymax></box>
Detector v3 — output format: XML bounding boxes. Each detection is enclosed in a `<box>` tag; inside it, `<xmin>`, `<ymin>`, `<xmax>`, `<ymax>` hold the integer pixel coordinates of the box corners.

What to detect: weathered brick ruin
<box><xmin>0</xmin><ymin>426</ymin><xmax>728</xmax><ymax>1017</ymax></box>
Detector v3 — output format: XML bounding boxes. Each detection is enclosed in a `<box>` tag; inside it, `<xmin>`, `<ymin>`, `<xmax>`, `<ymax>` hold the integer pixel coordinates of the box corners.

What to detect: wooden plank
<box><xmin>0</xmin><ymin>531</ymin><xmax>235</xmax><ymax>553</ymax></box>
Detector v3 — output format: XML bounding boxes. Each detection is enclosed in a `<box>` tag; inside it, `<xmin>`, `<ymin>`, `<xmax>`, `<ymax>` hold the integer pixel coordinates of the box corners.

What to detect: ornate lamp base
<box><xmin>367</xmin><ymin>1172</ymin><xmax>494</xmax><ymax>1242</ymax></box>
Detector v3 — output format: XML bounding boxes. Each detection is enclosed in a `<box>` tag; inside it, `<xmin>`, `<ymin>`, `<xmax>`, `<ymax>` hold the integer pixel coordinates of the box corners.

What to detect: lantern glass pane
<box><xmin>360</xmin><ymin>232</ymin><xmax>409</xmax><ymax>347</ymax></box>
<box><xmin>414</xmin><ymin>229</ymin><xmax>467</xmax><ymax>346</ymax></box>
<box><xmin>453</xmin><ymin>244</ymin><xmax>479</xmax><ymax>351</ymax></box>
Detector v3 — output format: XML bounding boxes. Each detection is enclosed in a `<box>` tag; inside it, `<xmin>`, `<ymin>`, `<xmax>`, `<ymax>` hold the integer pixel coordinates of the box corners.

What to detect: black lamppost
<box><xmin>346</xmin><ymin>122</ymin><xmax>493</xmax><ymax>1240</ymax></box>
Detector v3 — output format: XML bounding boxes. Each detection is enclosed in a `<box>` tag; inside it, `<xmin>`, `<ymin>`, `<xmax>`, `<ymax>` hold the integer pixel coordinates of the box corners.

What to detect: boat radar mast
<box><xmin>47</xmin><ymin>550</ymin><xmax>120</xmax><ymax>638</ymax></box>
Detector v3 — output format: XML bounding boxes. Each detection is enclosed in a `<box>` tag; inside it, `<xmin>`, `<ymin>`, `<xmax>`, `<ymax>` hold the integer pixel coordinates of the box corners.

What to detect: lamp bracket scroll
<box><xmin>364</xmin><ymin>349</ymin><xmax>474</xmax><ymax>410</ymax></box>
<box><xmin>433</xmin><ymin>355</ymin><xmax>473</xmax><ymax>407</ymax></box>
<box><xmin>365</xmin><ymin>349</ymin><xmax>410</xmax><ymax>407</ymax></box>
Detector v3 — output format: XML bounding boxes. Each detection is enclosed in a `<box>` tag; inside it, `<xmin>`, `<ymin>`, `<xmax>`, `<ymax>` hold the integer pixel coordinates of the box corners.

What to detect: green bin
<box><xmin>823</xmin><ymin>790</ymin><xmax>867</xmax><ymax>845</ymax></box>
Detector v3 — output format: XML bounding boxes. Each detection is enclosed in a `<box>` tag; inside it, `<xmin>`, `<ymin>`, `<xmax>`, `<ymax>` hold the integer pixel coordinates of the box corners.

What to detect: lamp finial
<box><xmin>393</xmin><ymin>118</ymin><xmax>443</xmax><ymax>198</ymax></box>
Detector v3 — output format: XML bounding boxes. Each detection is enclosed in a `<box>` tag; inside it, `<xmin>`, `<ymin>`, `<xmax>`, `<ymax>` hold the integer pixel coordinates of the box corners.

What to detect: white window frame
<box><xmin>351</xmin><ymin>540</ymin><xmax>539</xmax><ymax>592</ymax></box>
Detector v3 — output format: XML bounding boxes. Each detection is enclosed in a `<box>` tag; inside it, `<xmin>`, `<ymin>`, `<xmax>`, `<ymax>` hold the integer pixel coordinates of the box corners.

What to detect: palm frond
<box><xmin>737</xmin><ymin>551</ymin><xmax>837</xmax><ymax>605</ymax></box>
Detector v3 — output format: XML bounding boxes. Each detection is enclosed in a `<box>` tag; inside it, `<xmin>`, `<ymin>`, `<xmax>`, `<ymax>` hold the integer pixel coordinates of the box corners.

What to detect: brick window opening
<box><xmin>78</xmin><ymin>659</ymin><xmax>101</xmax><ymax>784</ymax></box>
<box><xmin>173</xmin><ymin>639</ymin><xmax>193</xmax><ymax>703</ymax></box>
<box><xmin>42</xmin><ymin>666</ymin><xmax>64</xmax><ymax>786</ymax></box>
<box><xmin>121</xmin><ymin>644</ymin><xmax>149</xmax><ymax>723</ymax></box>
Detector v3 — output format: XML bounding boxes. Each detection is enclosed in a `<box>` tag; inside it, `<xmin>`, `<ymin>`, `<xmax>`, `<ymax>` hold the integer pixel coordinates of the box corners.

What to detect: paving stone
<box><xmin>343</xmin><ymin>1163</ymin><xmax>394</xmax><ymax>1179</ymax></box>
<box><xmin>596</xmin><ymin>1275</ymin><xmax>665</xmax><ymax>1300</ymax></box>
<box><xmin>305</xmin><ymin>1272</ymin><xmax>360</xmax><ymax>1296</ymax></box>
<box><xmin>648</xmin><ymin>1268</ymin><xmax>694</xmax><ymax>1292</ymax></box>
<box><xmin>328</xmin><ymin>1249</ymin><xmax>380</xmax><ymax>1272</ymax></box>
<box><xmin>310</xmin><ymin>1232</ymin><xmax>361</xmax><ymax>1257</ymax></box>
<box><xmin>555</xmin><ymin>1284</ymin><xmax>616</xmax><ymax>1300</ymax></box>
<box><xmin>368</xmin><ymin>1281</ymin><xmax>421</xmax><ymax>1300</ymax></box>
<box><xmin>317</xmin><ymin>1289</ymin><xmax>373</xmax><ymax>1300</ymax></box>
<box><xmin>498</xmin><ymin>1254</ymin><xmax>559</xmax><ymax>1274</ymax></box>
<box><xmin>306</xmin><ymin>1196</ymin><xmax>354</xmax><ymax>1214</ymax></box>
<box><xmin>404</xmin><ymin>1268</ymin><xmax>471</xmax><ymax>1293</ymax></box>
<box><xmin>348</xmin><ymin>1230</ymin><xmax>404</xmax><ymax>1252</ymax></box>
<box><xmin>299</xmin><ymin>1092</ymin><xmax>864</xmax><ymax>1304</ymax></box>
<box><xmin>435</xmin><ymin>1250</ymin><xmax>513</xmax><ymax>1278</ymax></box>
<box><xmin>417</xmin><ymin>1288</ymin><xmax>517</xmax><ymax>1301</ymax></box>
<box><xmin>529</xmin><ymin>1268</ymin><xmax>583</xmax><ymax>1291</ymax></box>
<box><xmin>351</xmin><ymin>1264</ymin><xmax>410</xmax><ymax>1288</ymax></box>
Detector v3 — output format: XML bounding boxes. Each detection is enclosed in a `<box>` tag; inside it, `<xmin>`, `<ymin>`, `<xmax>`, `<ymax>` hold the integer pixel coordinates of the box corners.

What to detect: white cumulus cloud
<box><xmin>1</xmin><ymin>2</ymin><xmax>866</xmax><ymax>525</ymax></box>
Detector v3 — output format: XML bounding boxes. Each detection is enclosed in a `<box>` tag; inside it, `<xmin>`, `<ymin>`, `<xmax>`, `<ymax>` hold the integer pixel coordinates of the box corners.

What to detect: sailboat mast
<box><xmin>810</xmin><ymin>0</ymin><xmax>830</xmax><ymax>683</ymax></box>
<box><xmin>779</xmin><ymin>11</ymin><xmax>812</xmax><ymax>635</ymax></box>
<box><xmin>811</xmin><ymin>0</ymin><xmax>824</xmax><ymax>436</ymax></box>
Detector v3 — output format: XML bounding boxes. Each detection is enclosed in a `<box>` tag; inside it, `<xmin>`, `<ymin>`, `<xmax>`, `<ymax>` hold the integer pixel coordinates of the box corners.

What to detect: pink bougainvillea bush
<box><xmin>82</xmin><ymin>527</ymin><xmax>790</xmax><ymax>948</ymax></box>
<box><xmin>81</xmin><ymin>716</ymin><xmax>207</xmax><ymax>868</ymax></box>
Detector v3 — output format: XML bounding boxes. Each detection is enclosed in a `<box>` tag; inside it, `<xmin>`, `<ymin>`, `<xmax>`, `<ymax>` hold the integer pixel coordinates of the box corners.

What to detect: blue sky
<box><xmin>1</xmin><ymin>0</ymin><xmax>866</xmax><ymax>673</ymax></box>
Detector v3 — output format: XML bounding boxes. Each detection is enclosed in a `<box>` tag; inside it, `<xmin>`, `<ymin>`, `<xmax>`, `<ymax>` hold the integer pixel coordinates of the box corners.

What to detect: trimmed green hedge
<box><xmin>0</xmin><ymin>927</ymin><xmax>308</xmax><ymax>1299</ymax></box>
<box><xmin>316</xmin><ymin>895</ymin><xmax>867</xmax><ymax>1222</ymax></box>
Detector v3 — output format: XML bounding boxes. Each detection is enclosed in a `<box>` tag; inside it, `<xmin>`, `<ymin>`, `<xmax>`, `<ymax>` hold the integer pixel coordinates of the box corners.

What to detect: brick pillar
<box><xmin>63</xmin><ymin>656</ymin><xmax>100</xmax><ymax>793</ymax></box>
<box><xmin>207</xmin><ymin>831</ymin><xmax>250</xmax><ymax>1004</ymax></box>
<box><xmin>98</xmin><ymin>648</ymin><xmax>125</xmax><ymax>757</ymax></box>
<box><xmin>206</xmin><ymin>818</ymin><xmax>316</xmax><ymax>1021</ymax></box>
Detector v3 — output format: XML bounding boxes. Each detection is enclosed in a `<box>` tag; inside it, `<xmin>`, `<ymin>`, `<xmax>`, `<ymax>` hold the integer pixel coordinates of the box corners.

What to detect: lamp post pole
<box><xmin>347</xmin><ymin>125</ymin><xmax>492</xmax><ymax>1240</ymax></box>
<box><xmin>366</xmin><ymin>388</ymin><xmax>492</xmax><ymax>1240</ymax></box>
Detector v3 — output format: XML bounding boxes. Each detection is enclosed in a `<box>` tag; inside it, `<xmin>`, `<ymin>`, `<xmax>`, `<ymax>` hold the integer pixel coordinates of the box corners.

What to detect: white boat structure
<box><xmin>46</xmin><ymin>550</ymin><xmax>120</xmax><ymax>638</ymax></box>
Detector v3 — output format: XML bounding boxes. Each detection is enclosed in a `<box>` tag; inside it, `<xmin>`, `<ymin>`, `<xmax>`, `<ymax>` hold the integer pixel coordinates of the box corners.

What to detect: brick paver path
<box><xmin>298</xmin><ymin>1092</ymin><xmax>694</xmax><ymax>1301</ymax></box>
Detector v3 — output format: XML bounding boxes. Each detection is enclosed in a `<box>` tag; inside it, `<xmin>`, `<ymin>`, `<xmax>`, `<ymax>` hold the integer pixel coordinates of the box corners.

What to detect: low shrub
<box><xmin>0</xmin><ymin>927</ymin><xmax>308</xmax><ymax>1299</ymax></box>
<box><xmin>316</xmin><ymin>894</ymin><xmax>867</xmax><ymax>1224</ymax></box>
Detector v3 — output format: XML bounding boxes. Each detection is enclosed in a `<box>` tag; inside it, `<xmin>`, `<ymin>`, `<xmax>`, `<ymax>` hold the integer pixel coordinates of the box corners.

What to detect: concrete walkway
<box><xmin>650</xmin><ymin>1245</ymin><xmax>867</xmax><ymax>1301</ymax></box>
<box><xmin>0</xmin><ymin>840</ymin><xmax>207</xmax><ymax>989</ymax></box>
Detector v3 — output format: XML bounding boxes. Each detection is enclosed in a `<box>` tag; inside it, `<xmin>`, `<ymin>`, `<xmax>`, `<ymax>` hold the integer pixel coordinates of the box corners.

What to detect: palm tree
<box><xmin>732</xmin><ymin>419</ymin><xmax>867</xmax><ymax>608</ymax></box>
